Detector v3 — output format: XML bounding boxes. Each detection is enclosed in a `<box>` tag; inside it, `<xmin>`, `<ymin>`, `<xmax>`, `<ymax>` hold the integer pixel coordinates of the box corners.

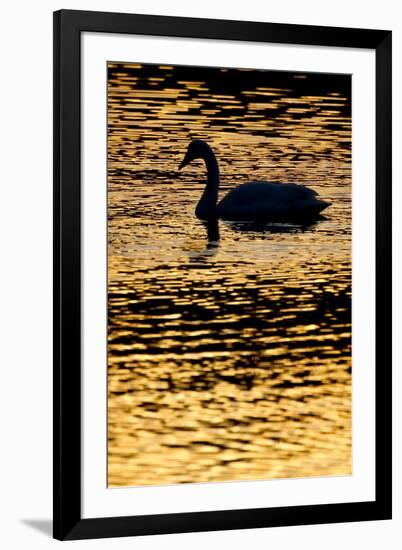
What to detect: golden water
<box><xmin>107</xmin><ymin>63</ymin><xmax>352</xmax><ymax>487</ymax></box>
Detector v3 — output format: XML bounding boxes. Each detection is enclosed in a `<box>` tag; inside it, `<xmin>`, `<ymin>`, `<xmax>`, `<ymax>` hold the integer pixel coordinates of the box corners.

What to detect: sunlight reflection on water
<box><xmin>107</xmin><ymin>62</ymin><xmax>352</xmax><ymax>487</ymax></box>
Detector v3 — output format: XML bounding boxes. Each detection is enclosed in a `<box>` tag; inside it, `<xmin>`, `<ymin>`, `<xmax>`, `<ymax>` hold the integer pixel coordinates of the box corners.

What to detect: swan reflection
<box><xmin>187</xmin><ymin>216</ymin><xmax>321</xmax><ymax>263</ymax></box>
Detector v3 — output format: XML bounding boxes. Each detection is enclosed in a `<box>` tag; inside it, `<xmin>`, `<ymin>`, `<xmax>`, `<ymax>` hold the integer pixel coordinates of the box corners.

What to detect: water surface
<box><xmin>107</xmin><ymin>63</ymin><xmax>352</xmax><ymax>487</ymax></box>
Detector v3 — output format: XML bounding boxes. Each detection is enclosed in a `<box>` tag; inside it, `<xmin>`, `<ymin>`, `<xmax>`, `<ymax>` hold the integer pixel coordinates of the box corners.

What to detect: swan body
<box><xmin>179</xmin><ymin>140</ymin><xmax>330</xmax><ymax>222</ymax></box>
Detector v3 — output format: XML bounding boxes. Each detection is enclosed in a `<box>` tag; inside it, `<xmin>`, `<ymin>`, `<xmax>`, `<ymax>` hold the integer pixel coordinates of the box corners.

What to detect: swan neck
<box><xmin>205</xmin><ymin>151</ymin><xmax>219</xmax><ymax>190</ymax></box>
<box><xmin>195</xmin><ymin>148</ymin><xmax>219</xmax><ymax>219</ymax></box>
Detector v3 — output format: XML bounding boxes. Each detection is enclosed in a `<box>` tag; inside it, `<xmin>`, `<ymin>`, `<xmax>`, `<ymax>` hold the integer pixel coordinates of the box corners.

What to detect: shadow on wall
<box><xmin>21</xmin><ymin>519</ymin><xmax>52</xmax><ymax>538</ymax></box>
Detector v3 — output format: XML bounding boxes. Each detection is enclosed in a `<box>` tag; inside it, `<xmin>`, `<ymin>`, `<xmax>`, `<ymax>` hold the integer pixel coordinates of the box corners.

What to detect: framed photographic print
<box><xmin>53</xmin><ymin>9</ymin><xmax>392</xmax><ymax>540</ymax></box>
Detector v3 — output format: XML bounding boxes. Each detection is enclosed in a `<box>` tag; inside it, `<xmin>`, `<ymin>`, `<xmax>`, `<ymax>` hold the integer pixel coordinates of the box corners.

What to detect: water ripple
<box><xmin>107</xmin><ymin>62</ymin><xmax>352</xmax><ymax>487</ymax></box>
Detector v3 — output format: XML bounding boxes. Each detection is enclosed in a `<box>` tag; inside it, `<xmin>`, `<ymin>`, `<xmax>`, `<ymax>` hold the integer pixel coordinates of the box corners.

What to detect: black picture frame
<box><xmin>53</xmin><ymin>9</ymin><xmax>392</xmax><ymax>541</ymax></box>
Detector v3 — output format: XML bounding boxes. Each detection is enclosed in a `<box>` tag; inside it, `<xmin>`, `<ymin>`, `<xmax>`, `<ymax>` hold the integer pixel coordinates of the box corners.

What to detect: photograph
<box><xmin>106</xmin><ymin>61</ymin><xmax>352</xmax><ymax>488</ymax></box>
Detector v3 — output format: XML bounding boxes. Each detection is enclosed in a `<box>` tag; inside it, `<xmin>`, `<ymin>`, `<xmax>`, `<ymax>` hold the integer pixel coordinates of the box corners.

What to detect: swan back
<box><xmin>217</xmin><ymin>181</ymin><xmax>328</xmax><ymax>221</ymax></box>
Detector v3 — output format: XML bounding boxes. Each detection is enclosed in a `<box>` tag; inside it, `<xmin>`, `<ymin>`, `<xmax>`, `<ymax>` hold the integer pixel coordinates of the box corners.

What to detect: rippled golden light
<box><xmin>107</xmin><ymin>62</ymin><xmax>352</xmax><ymax>487</ymax></box>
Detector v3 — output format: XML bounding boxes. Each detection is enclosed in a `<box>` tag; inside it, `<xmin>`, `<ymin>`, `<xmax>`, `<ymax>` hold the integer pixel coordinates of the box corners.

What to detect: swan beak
<box><xmin>179</xmin><ymin>151</ymin><xmax>192</xmax><ymax>170</ymax></box>
<box><xmin>179</xmin><ymin>157</ymin><xmax>189</xmax><ymax>170</ymax></box>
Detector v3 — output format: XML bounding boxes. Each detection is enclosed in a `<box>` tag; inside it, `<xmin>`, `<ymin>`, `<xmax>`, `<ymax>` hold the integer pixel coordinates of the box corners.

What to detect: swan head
<box><xmin>179</xmin><ymin>139</ymin><xmax>211</xmax><ymax>170</ymax></box>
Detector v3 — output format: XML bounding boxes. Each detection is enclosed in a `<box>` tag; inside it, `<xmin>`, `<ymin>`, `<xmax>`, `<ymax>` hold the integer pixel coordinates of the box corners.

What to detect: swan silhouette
<box><xmin>179</xmin><ymin>140</ymin><xmax>330</xmax><ymax>221</ymax></box>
